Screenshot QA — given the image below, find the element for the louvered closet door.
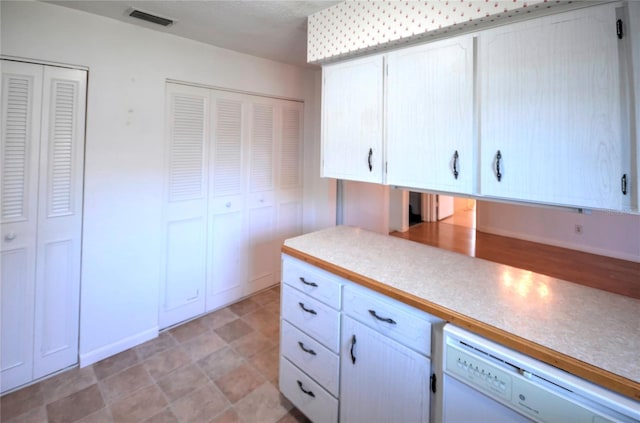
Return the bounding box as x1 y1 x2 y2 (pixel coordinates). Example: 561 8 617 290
276 102 303 266
247 100 276 294
161 84 209 328
33 66 86 379
1 61 43 392
207 94 246 312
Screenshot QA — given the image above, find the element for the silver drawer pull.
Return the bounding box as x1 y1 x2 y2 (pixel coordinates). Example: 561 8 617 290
299 277 318 287
298 341 317 356
369 309 396 325
297 380 315 397
298 302 317 315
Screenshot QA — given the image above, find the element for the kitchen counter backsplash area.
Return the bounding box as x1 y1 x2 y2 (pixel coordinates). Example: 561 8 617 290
282 225 640 400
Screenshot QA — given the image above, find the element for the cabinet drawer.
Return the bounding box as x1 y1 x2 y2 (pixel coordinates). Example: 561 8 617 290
279 356 338 423
281 320 339 396
282 256 342 309
343 284 438 356
282 285 340 353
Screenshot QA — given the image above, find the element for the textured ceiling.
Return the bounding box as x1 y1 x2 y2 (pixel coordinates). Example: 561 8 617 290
47 1 340 67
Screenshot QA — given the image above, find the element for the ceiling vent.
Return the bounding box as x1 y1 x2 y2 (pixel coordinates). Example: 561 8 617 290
128 9 174 27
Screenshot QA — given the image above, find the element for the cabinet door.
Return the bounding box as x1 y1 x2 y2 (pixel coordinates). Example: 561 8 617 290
33 65 86 379
340 316 431 423
1 61 42 392
479 4 628 210
160 83 209 328
322 55 384 183
387 36 474 194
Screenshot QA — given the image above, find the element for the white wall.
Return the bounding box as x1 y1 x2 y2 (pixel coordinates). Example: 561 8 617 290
1 1 330 366
476 201 640 262
342 181 390 234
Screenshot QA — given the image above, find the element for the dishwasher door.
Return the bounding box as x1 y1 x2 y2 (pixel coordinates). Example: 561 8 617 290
443 374 532 423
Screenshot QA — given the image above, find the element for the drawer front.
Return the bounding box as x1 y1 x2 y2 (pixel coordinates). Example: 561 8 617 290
282 285 340 353
282 256 342 309
281 320 339 396
343 284 437 356
279 356 338 423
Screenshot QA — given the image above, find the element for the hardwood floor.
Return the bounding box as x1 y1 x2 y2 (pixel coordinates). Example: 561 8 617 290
391 222 640 299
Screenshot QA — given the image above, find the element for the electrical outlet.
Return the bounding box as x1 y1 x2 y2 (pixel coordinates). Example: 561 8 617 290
575 224 583 235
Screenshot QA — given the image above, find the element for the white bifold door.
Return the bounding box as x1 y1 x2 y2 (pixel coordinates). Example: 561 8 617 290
160 83 303 329
1 60 86 393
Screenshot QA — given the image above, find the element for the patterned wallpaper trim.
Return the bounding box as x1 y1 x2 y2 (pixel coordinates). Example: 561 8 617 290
308 0 573 63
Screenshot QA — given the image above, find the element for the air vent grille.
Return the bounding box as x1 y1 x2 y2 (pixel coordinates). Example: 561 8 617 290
129 9 174 27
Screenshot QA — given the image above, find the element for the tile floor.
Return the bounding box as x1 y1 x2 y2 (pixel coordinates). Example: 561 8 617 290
1 285 310 423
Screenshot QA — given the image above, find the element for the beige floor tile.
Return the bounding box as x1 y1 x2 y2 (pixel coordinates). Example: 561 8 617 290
230 331 276 359
200 308 238 330
76 407 114 423
143 347 191 381
46 384 105 423
214 363 265 404
157 364 208 402
169 319 209 344
170 383 229 423
109 384 167 423
234 383 291 423
248 345 280 382
93 350 139 380
135 332 177 361
39 366 97 404
228 298 261 317
2 405 46 423
0 383 44 422
250 287 280 306
99 364 153 403
141 407 178 423
197 347 245 381
262 301 281 316
182 331 226 362
209 409 243 423
241 309 279 333
275 408 311 423
214 320 254 344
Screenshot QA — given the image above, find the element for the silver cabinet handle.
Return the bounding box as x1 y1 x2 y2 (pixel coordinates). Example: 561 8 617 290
4 232 16 241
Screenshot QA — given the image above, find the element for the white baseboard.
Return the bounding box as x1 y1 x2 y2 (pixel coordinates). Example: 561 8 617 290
477 225 640 263
79 326 158 367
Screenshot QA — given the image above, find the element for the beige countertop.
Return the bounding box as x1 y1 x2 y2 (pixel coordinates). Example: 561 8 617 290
282 225 640 401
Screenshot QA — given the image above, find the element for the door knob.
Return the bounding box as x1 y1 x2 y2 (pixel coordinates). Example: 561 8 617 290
4 232 17 241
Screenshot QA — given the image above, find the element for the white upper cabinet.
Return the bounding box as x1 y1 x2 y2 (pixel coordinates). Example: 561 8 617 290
387 35 474 195
322 54 384 183
479 3 631 210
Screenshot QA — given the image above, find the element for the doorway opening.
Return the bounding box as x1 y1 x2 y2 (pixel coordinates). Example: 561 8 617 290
403 192 476 230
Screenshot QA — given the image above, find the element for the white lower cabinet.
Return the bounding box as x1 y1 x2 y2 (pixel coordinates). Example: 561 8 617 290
279 254 442 422
340 316 431 423
279 356 339 422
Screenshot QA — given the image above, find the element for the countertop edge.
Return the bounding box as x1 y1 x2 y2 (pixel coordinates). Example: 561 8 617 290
281 244 640 402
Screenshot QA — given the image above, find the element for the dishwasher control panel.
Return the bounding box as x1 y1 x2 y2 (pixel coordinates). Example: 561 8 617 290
445 342 513 402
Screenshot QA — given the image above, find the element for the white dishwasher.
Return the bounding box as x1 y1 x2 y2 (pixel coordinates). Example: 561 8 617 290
442 324 640 423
